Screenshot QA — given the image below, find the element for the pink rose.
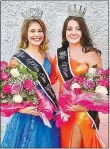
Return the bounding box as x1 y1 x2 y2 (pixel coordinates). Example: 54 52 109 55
11 83 23 94
71 76 84 85
2 84 11 94
98 79 109 88
83 80 95 89
0 72 9 81
23 79 34 91
104 68 109 76
96 68 105 76
74 88 82 95
0 61 8 71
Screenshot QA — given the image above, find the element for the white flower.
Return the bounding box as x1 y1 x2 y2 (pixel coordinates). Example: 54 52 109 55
10 68 20 78
95 85 108 95
71 83 81 90
88 68 96 76
12 94 23 103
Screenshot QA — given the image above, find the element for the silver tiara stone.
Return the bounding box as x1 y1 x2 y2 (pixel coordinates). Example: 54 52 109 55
22 8 43 20
68 5 87 18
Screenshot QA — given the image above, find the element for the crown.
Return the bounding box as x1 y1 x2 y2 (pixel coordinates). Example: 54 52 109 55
68 4 87 18
22 8 43 20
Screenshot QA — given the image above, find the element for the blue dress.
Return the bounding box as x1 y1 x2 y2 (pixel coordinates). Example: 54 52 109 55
1 58 60 148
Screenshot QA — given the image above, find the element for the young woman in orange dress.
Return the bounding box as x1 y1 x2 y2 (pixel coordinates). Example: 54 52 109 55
50 5 105 148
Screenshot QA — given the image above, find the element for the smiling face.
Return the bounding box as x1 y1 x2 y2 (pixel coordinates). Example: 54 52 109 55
66 19 82 45
27 22 44 47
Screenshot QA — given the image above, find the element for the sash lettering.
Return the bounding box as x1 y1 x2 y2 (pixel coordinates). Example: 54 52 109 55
57 47 73 81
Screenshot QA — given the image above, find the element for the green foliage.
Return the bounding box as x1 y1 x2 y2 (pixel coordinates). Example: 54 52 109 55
19 64 38 81
5 68 10 73
30 71 38 81
0 82 4 91
92 64 98 68
19 64 28 74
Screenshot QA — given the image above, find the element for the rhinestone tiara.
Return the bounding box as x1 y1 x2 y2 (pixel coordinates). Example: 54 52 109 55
22 8 43 20
68 4 87 18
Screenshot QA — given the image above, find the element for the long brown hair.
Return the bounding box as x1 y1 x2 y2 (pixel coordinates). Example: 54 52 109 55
19 19 48 52
62 16 101 55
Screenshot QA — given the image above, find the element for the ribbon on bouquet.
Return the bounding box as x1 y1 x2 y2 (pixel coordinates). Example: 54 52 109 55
55 110 70 127
35 88 56 128
59 111 70 121
39 112 52 128
1 101 35 117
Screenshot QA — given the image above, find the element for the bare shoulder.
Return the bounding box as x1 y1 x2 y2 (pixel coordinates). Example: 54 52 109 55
9 58 20 68
85 51 102 67
86 51 100 58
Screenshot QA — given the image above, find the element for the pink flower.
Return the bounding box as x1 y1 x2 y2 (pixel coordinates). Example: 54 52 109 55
2 84 11 94
74 88 82 95
23 79 34 91
96 68 105 76
83 80 95 89
98 79 109 88
11 83 23 94
71 76 84 85
77 76 85 85
0 72 9 81
0 61 8 71
104 68 109 76
72 76 79 83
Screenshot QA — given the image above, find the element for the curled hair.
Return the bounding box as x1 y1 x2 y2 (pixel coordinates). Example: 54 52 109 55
62 16 101 55
19 19 48 52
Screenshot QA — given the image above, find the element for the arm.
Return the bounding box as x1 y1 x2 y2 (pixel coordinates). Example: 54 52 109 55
67 104 89 112
18 106 39 116
85 51 102 68
8 58 20 68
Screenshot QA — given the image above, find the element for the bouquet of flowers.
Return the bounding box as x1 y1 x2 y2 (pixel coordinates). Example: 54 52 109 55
0 61 55 127
56 64 109 127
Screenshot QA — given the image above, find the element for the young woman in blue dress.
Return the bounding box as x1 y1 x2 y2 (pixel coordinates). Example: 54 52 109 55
1 8 60 148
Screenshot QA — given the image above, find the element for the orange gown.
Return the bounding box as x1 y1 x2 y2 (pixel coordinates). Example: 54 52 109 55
50 56 105 148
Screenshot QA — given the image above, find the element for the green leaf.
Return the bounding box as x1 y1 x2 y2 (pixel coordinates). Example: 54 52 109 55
0 85 2 91
30 71 38 81
19 65 28 74
0 83 4 91
19 64 24 70
1 100 8 103
5 68 10 73
92 64 98 68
